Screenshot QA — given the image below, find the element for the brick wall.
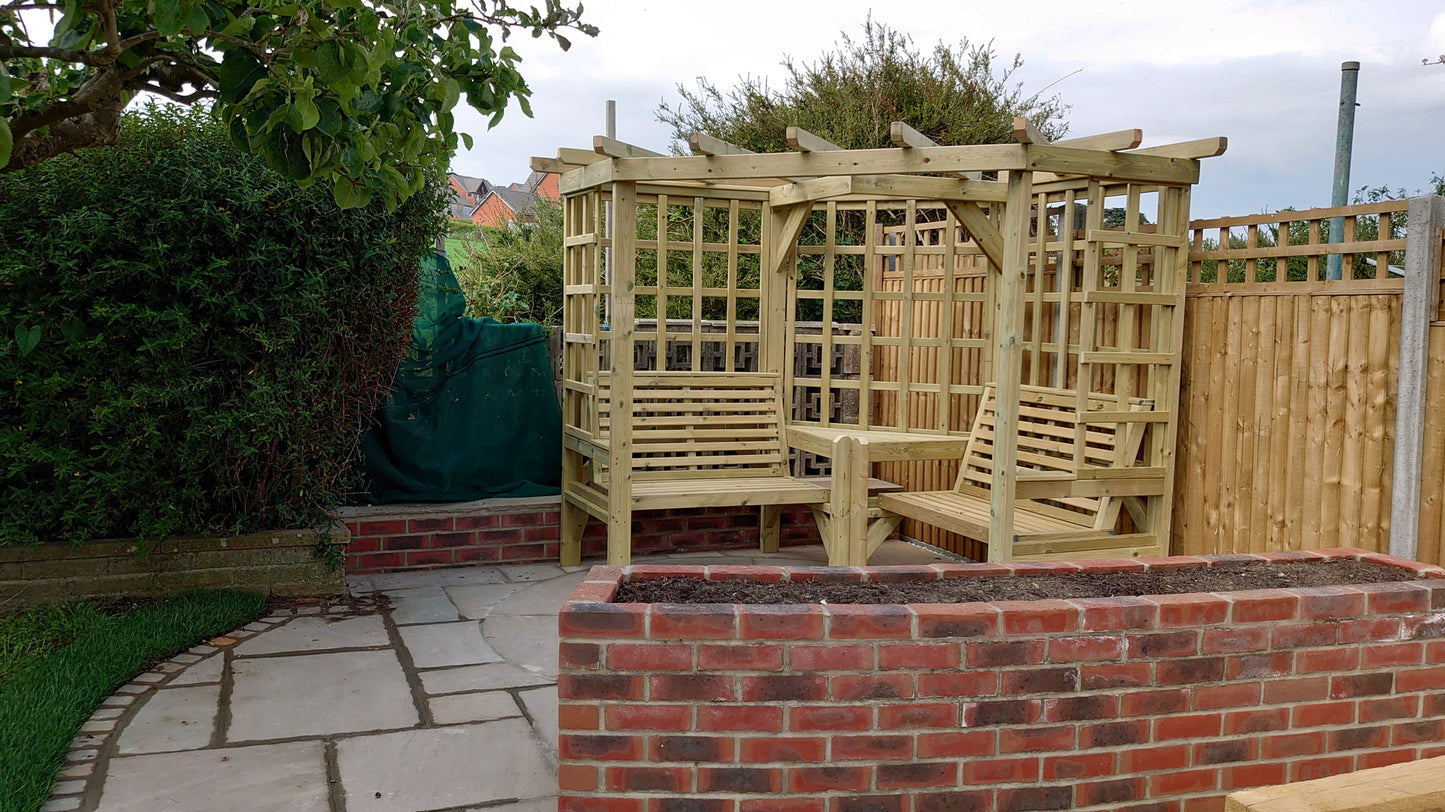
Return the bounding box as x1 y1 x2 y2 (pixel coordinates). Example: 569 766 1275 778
338 497 821 573
0 526 348 607
558 549 1445 812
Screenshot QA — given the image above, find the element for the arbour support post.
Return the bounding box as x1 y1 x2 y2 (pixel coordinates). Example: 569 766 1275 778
606 181 638 566
987 170 1034 561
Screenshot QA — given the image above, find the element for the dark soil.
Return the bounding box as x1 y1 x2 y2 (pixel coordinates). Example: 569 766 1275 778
613 559 1422 605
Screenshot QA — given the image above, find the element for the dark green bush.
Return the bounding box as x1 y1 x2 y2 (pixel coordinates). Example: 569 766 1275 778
0 104 444 546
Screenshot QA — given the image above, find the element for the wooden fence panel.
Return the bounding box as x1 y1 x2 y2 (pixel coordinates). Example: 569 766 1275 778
1172 288 1401 555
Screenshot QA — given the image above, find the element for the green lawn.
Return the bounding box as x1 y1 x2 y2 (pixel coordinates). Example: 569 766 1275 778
0 591 266 812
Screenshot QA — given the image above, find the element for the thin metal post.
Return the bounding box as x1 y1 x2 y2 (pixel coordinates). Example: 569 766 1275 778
1326 61 1360 280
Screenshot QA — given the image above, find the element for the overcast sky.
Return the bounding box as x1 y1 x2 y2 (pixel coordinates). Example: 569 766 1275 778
452 0 1445 220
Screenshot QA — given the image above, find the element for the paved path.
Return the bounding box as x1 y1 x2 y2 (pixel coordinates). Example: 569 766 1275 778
46 542 956 812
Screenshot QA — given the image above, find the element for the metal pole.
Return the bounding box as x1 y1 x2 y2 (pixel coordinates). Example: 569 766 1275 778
1326 61 1359 281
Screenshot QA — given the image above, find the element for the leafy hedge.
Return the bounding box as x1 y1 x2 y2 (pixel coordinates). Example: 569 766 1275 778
0 104 444 546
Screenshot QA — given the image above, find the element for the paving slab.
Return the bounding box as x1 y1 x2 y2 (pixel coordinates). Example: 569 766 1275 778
444 582 525 619
115 685 219 755
335 719 554 812
228 650 418 741
385 586 462 625
398 621 502 668
167 654 223 686
232 614 388 655
418 661 555 696
95 741 329 811
498 563 568 583
517 684 559 759
427 691 524 725
483 613 561 677
363 567 505 592
461 800 555 812
487 571 588 617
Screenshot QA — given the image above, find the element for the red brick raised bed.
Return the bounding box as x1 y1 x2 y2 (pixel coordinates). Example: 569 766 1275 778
557 548 1445 812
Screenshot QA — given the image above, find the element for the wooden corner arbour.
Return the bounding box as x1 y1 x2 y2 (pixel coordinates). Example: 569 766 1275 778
539 119 1225 566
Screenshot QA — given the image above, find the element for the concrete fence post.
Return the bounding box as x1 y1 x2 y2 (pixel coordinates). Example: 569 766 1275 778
1389 195 1445 561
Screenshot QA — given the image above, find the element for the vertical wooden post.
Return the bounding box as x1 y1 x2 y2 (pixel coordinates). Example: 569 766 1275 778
989 168 1034 561
1389 194 1445 561
763 205 791 377
607 182 638 566
828 434 870 565
1147 185 1193 553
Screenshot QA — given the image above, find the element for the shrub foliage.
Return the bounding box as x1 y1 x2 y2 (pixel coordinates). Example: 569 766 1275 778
0 104 443 546
455 197 565 325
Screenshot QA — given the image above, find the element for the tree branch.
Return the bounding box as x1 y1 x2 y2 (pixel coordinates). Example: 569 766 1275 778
137 82 215 103
0 43 103 63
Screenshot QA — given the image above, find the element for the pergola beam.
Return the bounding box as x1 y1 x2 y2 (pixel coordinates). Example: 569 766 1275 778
594 136 665 159
769 174 1009 207
557 139 1205 193
1056 128 1144 151
1127 137 1229 159
1012 116 1053 145
690 132 753 156
1024 145 1201 185
786 126 842 153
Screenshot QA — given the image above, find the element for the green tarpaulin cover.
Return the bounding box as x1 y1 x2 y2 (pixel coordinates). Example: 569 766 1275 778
359 252 560 503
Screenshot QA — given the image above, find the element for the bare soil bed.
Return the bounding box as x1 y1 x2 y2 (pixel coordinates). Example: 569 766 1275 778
613 559 1420 605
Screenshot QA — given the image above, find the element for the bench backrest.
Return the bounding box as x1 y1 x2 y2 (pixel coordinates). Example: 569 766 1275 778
596 372 790 481
955 384 1149 530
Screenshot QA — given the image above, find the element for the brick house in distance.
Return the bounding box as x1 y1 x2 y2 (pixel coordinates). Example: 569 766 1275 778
446 171 559 226
445 174 489 220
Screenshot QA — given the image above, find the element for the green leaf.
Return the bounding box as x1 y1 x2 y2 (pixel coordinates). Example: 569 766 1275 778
294 96 320 131
331 176 369 209
15 324 41 357
221 15 255 37
185 3 209 33
0 118 11 169
217 49 267 105
281 103 304 133
355 91 382 114
439 78 460 112
153 0 185 37
316 40 345 85
260 128 310 180
459 131 473 150
315 99 342 136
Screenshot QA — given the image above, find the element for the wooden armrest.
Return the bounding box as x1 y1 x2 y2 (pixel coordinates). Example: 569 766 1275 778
1015 471 1078 500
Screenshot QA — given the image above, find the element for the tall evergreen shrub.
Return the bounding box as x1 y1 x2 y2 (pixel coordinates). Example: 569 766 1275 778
0 104 444 545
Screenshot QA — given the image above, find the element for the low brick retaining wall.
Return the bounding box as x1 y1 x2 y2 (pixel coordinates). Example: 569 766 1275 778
558 549 1445 812
336 497 822 573
0 526 349 607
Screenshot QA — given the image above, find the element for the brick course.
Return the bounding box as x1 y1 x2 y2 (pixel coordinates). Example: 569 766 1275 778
338 497 823 573
559 548 1445 810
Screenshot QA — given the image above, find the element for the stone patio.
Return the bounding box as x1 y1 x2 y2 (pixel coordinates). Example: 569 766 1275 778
47 541 958 811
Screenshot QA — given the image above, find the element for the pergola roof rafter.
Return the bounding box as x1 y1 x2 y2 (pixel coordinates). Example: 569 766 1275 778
551 142 1201 195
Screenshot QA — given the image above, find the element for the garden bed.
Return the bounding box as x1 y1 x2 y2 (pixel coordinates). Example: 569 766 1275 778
558 548 1445 812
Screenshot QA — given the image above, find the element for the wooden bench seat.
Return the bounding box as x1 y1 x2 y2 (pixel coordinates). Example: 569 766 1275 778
878 383 1167 561
561 371 827 565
